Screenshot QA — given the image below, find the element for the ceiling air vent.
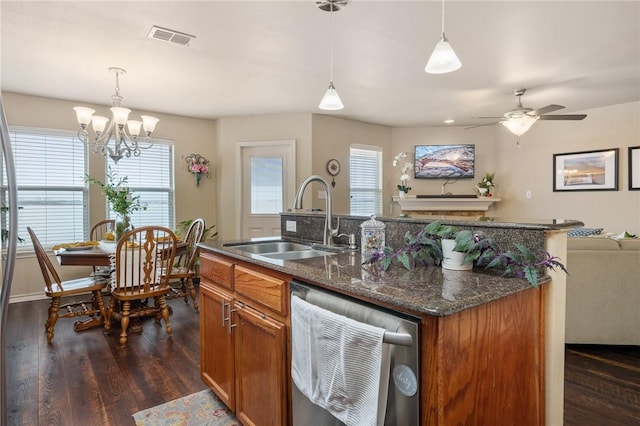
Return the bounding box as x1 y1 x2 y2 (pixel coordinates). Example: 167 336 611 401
147 25 195 47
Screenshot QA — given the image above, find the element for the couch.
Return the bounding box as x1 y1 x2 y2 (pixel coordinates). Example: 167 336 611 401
565 237 640 345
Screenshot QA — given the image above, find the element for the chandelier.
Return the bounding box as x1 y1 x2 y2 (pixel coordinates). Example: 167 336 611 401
73 67 159 163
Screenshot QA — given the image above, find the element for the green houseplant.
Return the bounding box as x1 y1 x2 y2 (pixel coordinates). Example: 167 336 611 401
86 167 146 241
365 221 567 287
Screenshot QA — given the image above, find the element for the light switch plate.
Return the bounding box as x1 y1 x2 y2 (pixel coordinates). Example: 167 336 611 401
286 220 297 232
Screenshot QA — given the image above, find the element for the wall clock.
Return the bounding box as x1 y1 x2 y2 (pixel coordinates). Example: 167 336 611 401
326 159 340 187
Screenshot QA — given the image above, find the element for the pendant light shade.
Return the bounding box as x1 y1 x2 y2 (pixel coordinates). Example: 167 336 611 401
318 0 345 111
501 115 539 136
319 82 344 110
425 34 461 74
425 0 461 74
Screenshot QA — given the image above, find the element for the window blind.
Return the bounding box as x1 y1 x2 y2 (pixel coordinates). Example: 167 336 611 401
2 128 87 248
108 142 174 229
350 146 383 216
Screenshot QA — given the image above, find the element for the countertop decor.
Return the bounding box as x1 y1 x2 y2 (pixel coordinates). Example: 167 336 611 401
364 221 568 287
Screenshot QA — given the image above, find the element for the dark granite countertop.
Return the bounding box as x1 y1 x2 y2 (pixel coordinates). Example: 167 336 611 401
198 237 548 317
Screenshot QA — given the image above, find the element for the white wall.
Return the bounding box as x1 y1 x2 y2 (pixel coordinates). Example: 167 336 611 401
387 102 640 235
3 92 217 300
5 91 639 300
215 113 313 241
492 101 640 235
311 115 393 214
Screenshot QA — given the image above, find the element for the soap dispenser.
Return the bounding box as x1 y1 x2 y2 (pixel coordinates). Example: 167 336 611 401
360 215 385 261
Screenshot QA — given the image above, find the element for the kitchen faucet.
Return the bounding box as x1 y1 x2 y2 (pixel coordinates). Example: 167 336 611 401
293 175 340 247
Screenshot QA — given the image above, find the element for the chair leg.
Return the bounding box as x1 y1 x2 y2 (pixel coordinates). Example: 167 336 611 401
119 300 131 345
157 296 172 336
46 297 60 344
186 279 199 311
93 290 107 325
104 296 117 332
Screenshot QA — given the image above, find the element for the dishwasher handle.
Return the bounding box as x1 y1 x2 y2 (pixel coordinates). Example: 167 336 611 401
383 331 412 346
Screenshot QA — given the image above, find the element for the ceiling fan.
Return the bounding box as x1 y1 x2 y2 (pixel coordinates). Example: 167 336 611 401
468 88 587 136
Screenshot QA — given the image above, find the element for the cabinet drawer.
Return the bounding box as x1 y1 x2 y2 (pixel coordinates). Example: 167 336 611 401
199 253 234 290
234 265 287 315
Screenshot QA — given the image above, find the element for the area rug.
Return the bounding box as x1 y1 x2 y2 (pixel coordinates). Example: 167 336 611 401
132 389 240 426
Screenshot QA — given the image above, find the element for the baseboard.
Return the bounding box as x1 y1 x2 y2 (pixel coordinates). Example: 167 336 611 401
9 292 46 304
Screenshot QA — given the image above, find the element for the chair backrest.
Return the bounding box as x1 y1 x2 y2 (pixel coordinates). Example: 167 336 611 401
111 226 178 295
27 227 62 292
178 218 206 271
90 219 115 241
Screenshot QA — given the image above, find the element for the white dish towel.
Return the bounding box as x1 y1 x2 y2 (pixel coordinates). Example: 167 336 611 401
291 295 391 426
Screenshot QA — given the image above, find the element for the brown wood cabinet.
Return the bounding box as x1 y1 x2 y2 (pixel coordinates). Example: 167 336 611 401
199 248 545 425
199 252 289 426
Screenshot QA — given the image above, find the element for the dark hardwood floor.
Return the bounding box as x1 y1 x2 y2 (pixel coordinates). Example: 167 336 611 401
6 296 206 425
5 295 640 425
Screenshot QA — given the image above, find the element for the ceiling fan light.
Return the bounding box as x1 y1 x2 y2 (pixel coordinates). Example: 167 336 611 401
501 115 539 136
319 82 344 111
425 34 461 74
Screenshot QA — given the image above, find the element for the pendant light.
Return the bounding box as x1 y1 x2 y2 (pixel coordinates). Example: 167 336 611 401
425 0 461 74
318 1 345 110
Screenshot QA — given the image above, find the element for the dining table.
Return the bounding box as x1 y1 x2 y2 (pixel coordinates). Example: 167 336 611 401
54 239 187 333
55 240 187 267
55 241 115 267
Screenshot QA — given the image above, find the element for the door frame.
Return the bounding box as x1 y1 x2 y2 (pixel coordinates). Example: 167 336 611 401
235 140 296 239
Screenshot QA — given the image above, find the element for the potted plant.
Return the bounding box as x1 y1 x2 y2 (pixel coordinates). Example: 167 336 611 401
365 221 567 287
393 152 413 198
86 167 146 242
476 172 496 197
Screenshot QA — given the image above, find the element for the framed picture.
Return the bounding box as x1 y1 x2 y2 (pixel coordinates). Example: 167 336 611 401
553 148 619 192
629 146 640 190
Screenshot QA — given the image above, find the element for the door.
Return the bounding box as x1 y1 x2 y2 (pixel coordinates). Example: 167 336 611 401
234 302 287 426
200 280 236 410
238 141 296 239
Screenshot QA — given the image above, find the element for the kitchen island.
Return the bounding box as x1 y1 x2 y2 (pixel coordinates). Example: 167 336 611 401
198 215 580 425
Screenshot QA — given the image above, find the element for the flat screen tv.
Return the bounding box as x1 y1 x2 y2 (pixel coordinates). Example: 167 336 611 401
414 144 475 179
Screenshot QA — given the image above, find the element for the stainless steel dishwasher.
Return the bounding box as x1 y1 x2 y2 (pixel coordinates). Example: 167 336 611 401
290 280 420 425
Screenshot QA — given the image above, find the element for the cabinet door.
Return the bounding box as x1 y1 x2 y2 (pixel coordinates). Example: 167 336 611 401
200 280 236 410
234 303 287 426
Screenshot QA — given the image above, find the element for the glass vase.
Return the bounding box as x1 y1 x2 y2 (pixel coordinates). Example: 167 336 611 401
115 213 132 243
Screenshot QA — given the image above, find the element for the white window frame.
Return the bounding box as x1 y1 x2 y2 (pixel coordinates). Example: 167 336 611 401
105 140 175 230
349 144 383 216
2 126 88 250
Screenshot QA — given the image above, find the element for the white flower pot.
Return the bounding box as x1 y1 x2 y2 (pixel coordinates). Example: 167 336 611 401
441 238 472 271
399 190 408 199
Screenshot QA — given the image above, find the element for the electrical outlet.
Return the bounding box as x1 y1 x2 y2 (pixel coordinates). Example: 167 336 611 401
318 190 327 200
526 190 532 199
286 220 297 232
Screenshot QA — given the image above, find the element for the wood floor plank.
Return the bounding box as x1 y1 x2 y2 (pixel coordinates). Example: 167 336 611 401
5 294 640 425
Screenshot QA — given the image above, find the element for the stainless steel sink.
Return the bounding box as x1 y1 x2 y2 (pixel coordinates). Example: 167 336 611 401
222 240 335 260
224 241 312 254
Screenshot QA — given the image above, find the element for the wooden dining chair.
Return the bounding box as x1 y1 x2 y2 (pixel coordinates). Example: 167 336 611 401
27 227 108 344
165 218 206 311
90 219 116 241
105 226 178 345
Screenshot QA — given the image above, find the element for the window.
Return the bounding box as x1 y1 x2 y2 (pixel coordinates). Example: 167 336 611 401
2 127 87 249
250 156 283 214
350 144 383 216
108 142 174 229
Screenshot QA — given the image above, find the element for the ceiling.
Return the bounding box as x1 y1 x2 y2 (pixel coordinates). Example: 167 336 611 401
1 1 639 128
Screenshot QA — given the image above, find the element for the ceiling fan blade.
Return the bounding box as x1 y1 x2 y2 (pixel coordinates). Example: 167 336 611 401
532 104 565 115
538 114 587 121
465 122 499 130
